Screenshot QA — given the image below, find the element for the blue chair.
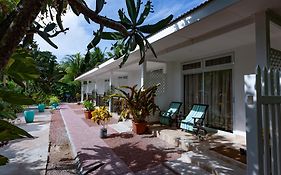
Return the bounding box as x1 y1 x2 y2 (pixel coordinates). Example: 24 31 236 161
180 104 208 136
159 102 182 126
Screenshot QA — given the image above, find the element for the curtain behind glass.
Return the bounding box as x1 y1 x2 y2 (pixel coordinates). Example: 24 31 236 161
204 69 232 131
184 73 202 114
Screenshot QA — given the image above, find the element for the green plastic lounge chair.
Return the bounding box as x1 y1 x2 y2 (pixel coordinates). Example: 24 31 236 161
159 102 182 126
180 104 208 135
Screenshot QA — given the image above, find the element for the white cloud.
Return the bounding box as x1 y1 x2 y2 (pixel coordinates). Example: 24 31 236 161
34 9 93 60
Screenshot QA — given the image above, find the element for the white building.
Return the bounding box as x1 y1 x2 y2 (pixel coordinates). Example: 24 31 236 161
76 0 281 137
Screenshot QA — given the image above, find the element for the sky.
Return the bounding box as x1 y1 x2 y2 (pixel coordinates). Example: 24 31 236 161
34 0 207 61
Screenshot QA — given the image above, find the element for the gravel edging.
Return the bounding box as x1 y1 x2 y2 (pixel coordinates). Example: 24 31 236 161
46 110 77 175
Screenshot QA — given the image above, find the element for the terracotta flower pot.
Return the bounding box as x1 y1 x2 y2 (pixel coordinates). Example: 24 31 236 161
84 111 92 119
132 122 147 134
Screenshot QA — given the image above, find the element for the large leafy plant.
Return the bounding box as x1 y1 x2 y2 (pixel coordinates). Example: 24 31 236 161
0 48 37 165
111 84 159 123
83 100 94 111
87 0 173 67
91 106 112 128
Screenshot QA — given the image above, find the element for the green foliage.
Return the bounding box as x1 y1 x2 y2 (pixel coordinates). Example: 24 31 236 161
111 84 160 123
30 51 65 95
91 106 112 127
83 100 94 111
0 119 33 141
88 0 173 67
49 96 60 105
0 155 9 166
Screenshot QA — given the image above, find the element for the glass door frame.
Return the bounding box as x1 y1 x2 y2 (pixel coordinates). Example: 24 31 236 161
182 53 235 132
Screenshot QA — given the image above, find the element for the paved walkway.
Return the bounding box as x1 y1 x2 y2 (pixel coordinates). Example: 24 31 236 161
0 110 51 175
60 104 134 175
60 104 245 175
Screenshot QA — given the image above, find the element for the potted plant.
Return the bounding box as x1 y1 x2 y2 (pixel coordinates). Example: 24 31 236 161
111 84 160 134
38 103 45 112
91 106 112 138
49 96 60 109
24 109 35 123
83 100 95 119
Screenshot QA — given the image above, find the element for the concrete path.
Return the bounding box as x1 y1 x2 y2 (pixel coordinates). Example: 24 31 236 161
60 104 133 175
0 110 51 175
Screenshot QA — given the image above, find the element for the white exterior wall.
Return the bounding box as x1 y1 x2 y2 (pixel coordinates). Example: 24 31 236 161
96 79 106 95
162 42 257 136
128 70 141 88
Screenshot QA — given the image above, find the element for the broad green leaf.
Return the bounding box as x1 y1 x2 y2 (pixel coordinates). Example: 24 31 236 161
0 111 16 119
119 53 130 68
0 120 33 142
101 32 124 40
137 0 151 25
37 31 58 49
126 0 137 24
134 33 145 64
129 35 137 51
96 0 105 14
87 25 104 50
118 9 132 28
84 16 90 24
136 0 141 16
141 34 157 58
44 23 56 33
56 0 64 30
0 89 34 105
138 15 173 34
7 57 39 80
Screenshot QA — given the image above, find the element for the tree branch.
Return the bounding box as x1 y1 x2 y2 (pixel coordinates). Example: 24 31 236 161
68 0 131 36
0 0 48 70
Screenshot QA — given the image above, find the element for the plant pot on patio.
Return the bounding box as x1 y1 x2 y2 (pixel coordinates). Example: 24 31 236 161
83 100 95 119
38 103 45 112
110 84 160 135
100 127 107 138
91 106 112 138
132 122 147 134
24 110 35 123
84 110 92 119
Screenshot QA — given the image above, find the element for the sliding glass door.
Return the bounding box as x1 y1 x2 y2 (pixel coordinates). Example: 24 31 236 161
184 69 233 132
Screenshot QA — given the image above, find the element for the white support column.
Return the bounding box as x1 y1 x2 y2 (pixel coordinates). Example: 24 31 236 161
141 61 147 88
109 72 113 112
86 81 89 100
244 74 263 175
81 81 84 102
255 11 270 68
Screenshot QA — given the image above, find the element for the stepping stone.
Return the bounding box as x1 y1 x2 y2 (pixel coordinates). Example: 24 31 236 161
164 159 211 175
180 151 246 175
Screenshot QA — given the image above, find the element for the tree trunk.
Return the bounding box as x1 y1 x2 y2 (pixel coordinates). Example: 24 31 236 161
0 0 47 70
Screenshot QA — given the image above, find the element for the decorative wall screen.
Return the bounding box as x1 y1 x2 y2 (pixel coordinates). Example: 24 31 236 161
269 48 281 69
147 69 166 94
